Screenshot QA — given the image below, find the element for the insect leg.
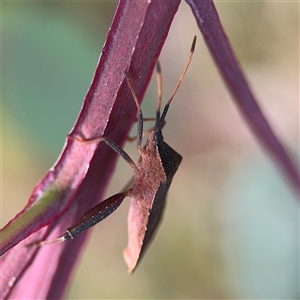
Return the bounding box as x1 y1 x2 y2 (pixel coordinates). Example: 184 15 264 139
68 134 138 173
29 191 128 247
124 74 143 151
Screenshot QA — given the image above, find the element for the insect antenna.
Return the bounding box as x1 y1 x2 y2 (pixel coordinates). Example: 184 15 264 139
154 61 163 129
158 35 197 130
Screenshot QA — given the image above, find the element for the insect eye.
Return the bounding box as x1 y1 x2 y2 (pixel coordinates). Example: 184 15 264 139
152 134 159 146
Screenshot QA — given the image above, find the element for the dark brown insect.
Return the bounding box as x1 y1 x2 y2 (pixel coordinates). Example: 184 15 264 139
36 36 196 273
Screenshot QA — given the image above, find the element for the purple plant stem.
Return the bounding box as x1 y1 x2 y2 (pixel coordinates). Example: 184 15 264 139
1 1 180 299
186 0 300 195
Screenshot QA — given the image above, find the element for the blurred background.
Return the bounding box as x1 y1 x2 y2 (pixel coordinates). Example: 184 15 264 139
2 1 298 299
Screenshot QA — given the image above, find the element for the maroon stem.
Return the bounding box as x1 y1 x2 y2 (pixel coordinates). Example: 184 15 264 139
186 0 299 195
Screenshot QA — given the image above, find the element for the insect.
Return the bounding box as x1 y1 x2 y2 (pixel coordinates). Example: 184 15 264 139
35 36 197 273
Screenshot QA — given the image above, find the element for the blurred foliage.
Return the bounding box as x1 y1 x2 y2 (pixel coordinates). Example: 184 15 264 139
2 1 298 299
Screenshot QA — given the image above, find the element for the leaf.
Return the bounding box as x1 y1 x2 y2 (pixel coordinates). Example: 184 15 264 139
185 0 300 194
0 0 181 298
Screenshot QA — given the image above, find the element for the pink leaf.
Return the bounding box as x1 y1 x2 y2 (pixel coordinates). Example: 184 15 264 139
1 1 180 298
186 0 300 194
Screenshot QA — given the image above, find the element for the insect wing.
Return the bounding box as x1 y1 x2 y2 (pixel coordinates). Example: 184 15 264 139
123 142 182 272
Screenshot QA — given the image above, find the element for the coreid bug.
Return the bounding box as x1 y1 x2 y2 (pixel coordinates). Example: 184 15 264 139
35 36 197 273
